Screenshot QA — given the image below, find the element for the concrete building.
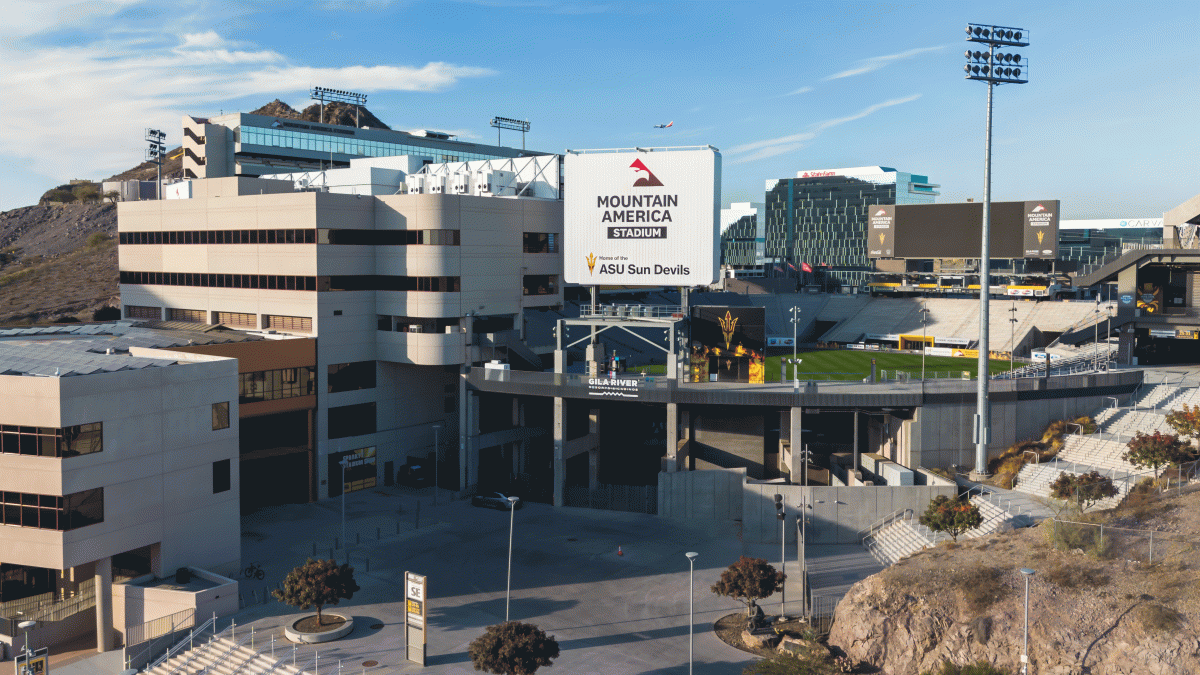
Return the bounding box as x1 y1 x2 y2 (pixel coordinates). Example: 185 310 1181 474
718 202 766 278
181 112 546 180
118 157 564 501
0 337 239 654
752 166 939 289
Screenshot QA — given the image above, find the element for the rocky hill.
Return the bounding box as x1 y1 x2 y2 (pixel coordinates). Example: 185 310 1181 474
0 203 118 324
251 98 391 130
828 485 1200 674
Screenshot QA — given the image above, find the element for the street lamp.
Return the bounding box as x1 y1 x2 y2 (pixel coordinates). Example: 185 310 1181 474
432 424 442 506
1019 568 1036 674
789 306 802 364
964 22 1030 477
338 454 349 553
1106 303 1116 368
685 551 699 675
1094 298 1101 371
919 302 930 380
1009 302 1019 375
506 496 519 621
18 619 35 667
774 494 786 616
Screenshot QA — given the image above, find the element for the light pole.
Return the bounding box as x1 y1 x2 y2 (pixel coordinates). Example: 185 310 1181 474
1009 302 1018 375
1020 568 1036 674
964 22 1030 477
919 302 930 380
789 305 801 365
432 424 442 506
18 619 35 669
1106 303 1116 368
1094 298 1101 371
338 454 349 552
506 496 519 621
685 551 699 675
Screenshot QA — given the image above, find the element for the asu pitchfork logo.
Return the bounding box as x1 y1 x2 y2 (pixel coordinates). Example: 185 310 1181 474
586 253 597 275
718 311 738 349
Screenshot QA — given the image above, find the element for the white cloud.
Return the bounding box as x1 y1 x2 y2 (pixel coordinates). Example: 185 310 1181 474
0 25 496 184
781 86 813 97
726 95 921 165
823 45 946 81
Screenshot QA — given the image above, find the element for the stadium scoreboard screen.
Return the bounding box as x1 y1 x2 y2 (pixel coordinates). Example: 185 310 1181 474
868 200 1059 259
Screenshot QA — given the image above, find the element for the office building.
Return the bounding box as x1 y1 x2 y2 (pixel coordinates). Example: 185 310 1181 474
757 167 938 288
118 155 563 503
0 334 240 654
181 112 547 180
718 202 766 278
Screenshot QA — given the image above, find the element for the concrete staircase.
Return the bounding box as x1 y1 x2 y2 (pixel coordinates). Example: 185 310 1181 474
145 635 304 675
1012 461 1129 510
863 492 1034 566
1056 435 1140 475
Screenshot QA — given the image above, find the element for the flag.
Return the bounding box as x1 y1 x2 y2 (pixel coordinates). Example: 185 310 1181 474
801 262 813 273
786 262 797 271
773 265 784 273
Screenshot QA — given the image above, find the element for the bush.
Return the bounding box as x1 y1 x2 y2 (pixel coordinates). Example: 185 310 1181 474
1042 563 1109 589
1044 517 1111 558
1137 603 1182 633
86 233 110 248
93 306 121 321
954 566 1004 612
919 495 983 541
469 621 559 675
1124 431 1191 478
922 662 1013 675
1164 404 1200 439
43 189 75 203
72 184 100 201
1049 471 1118 510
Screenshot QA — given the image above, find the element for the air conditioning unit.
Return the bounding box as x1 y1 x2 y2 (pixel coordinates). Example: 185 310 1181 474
404 174 426 194
426 175 447 194
450 173 471 194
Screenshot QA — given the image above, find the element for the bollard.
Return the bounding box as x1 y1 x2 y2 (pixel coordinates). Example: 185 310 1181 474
251 626 255 649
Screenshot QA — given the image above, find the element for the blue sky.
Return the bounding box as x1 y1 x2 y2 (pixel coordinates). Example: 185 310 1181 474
1 0 1197 216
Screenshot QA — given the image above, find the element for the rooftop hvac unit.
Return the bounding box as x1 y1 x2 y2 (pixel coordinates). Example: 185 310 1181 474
405 174 426 194
473 170 517 196
450 173 471 194
426 175 447 194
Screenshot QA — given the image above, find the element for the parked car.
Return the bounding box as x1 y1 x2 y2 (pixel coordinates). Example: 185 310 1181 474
471 492 522 510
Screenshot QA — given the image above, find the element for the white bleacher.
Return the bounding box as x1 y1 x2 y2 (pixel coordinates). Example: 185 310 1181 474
145 634 304 675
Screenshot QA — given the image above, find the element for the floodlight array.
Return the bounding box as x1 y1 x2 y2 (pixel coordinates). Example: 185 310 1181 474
964 23 1029 85
310 86 367 105
490 117 531 132
145 128 166 163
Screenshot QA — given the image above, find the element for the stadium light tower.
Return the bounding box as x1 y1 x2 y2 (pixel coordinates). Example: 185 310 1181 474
490 116 531 149
964 23 1029 477
310 87 368 126
145 128 166 200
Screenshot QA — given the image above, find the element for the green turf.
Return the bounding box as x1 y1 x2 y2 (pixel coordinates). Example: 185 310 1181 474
636 349 1015 380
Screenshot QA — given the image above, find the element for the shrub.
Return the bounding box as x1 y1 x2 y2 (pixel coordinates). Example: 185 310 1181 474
1049 471 1118 510
43 189 75 203
954 566 1004 613
1042 563 1109 589
1137 603 1182 633
72 184 100 201
919 495 983 542
469 621 559 675
86 233 109 248
922 662 1013 675
1044 518 1111 558
93 306 121 321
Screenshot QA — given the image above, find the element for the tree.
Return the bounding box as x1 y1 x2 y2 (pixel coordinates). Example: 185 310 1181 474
104 190 121 204
711 556 786 618
271 558 360 627
1049 471 1118 510
1164 404 1200 439
1123 431 1191 479
918 495 983 542
468 621 559 675
93 306 121 321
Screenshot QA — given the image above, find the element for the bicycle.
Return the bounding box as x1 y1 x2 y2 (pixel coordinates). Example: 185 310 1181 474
244 562 265 580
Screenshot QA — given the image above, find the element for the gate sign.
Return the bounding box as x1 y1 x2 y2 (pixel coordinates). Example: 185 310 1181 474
564 147 721 286
405 571 427 665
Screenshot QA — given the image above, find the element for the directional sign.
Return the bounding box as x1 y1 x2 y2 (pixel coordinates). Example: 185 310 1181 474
405 572 427 666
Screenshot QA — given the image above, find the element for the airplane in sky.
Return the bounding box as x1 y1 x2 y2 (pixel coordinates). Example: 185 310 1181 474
653 121 673 128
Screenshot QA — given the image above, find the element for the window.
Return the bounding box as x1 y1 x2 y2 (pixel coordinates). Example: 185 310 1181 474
328 402 376 439
327 361 376 393
215 311 256 328
263 315 313 333
376 316 459 333
239 367 316 403
120 229 315 244
0 423 102 458
124 305 159 320
212 402 230 430
522 275 559 296
213 459 231 494
0 488 103 531
523 233 559 254
167 308 206 323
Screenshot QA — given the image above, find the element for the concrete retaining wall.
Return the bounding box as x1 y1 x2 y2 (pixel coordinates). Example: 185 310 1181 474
657 468 745 521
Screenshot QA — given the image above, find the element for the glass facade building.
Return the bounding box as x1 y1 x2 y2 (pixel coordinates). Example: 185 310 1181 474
756 167 938 288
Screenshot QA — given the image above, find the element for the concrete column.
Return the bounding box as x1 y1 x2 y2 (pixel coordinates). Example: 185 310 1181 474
553 397 565 507
665 403 679 472
458 367 469 491
588 449 599 490
853 411 860 475
94 557 113 653
467 393 480 492
788 407 802 483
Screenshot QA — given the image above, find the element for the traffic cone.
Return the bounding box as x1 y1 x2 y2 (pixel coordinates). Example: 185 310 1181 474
617 545 623 556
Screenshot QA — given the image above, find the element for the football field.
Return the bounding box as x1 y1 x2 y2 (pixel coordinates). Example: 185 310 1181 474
765 349 1013 381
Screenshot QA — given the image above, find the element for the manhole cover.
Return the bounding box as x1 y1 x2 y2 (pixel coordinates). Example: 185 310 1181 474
370 624 384 630
567 538 577 542
362 661 379 667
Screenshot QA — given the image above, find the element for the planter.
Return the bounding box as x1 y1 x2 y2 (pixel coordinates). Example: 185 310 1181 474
284 613 355 644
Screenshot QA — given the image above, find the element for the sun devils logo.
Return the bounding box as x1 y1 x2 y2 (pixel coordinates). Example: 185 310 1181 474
629 158 664 187
1036 230 1045 244
874 209 887 217
1032 204 1046 213
879 233 886 245
718 311 738 349
586 253 597 275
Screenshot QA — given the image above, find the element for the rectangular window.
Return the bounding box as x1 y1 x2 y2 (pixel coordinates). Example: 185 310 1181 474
167 308 206 323
0 423 102 458
212 402 230 430
263 315 313 333
214 311 256 328
238 367 315 403
213 459 231 494
328 402 376 439
522 275 559 296
124 305 160 320
0 489 103 531
327 361 376 393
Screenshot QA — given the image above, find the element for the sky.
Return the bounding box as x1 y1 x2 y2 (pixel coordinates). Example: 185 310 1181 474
1 0 1197 217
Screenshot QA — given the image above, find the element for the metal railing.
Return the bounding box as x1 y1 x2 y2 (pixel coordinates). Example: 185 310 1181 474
0 577 95 624
143 613 222 673
579 304 684 319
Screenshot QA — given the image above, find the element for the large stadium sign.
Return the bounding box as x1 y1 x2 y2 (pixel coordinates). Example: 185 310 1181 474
868 200 1059 259
564 147 721 286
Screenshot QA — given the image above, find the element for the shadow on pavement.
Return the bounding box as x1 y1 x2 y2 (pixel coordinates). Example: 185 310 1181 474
426 597 580 632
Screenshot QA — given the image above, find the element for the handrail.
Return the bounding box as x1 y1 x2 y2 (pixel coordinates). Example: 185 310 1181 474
163 619 230 675
144 612 219 673
261 645 299 675
858 508 911 543
196 626 257 675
